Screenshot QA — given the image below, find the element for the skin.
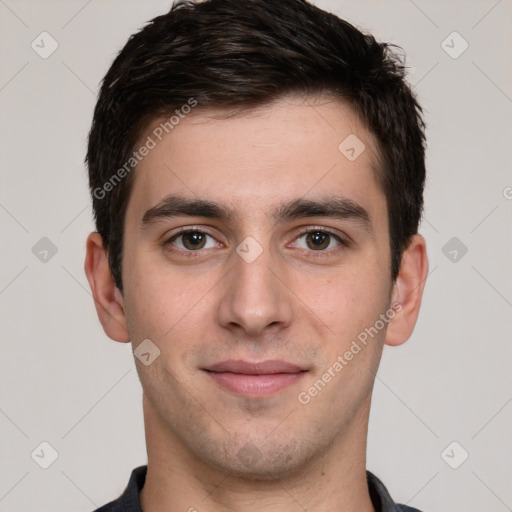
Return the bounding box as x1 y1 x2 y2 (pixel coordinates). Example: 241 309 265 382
85 94 428 512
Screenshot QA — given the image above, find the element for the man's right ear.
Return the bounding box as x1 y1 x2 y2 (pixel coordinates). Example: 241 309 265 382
84 232 130 343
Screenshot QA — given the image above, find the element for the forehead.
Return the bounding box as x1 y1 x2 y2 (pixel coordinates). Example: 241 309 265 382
125 95 385 225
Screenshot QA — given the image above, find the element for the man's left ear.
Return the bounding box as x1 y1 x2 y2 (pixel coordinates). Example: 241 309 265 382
385 234 429 347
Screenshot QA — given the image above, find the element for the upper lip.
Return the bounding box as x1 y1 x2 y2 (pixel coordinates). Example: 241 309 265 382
205 360 305 375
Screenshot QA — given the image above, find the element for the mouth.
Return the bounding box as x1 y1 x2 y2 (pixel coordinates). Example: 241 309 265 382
203 360 308 397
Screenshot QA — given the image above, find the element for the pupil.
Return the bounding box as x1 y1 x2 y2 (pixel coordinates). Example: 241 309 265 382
312 232 324 244
185 232 206 249
189 233 202 244
307 231 329 250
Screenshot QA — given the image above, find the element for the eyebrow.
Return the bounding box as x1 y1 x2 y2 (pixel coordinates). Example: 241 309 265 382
141 194 371 230
141 195 235 227
271 197 371 229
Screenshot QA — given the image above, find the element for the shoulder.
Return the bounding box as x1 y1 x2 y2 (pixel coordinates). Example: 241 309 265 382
367 470 424 512
93 503 117 512
91 465 147 512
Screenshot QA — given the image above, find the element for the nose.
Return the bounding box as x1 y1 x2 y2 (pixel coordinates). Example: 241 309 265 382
216 245 293 338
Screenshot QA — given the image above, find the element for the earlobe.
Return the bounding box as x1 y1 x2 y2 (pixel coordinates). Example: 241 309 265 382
385 234 428 347
84 232 131 343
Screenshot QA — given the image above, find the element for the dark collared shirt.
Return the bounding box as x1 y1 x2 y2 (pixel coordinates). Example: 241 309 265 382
93 465 423 512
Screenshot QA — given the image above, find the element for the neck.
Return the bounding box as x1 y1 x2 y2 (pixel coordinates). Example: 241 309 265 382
140 395 375 512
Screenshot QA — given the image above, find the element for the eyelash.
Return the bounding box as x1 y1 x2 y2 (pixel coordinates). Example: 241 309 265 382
163 227 218 259
293 227 348 256
163 227 349 258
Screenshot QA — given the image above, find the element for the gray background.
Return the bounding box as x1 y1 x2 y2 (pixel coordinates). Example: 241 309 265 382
1 0 511 510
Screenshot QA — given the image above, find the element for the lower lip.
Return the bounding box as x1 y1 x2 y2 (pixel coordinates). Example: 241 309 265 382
205 371 305 397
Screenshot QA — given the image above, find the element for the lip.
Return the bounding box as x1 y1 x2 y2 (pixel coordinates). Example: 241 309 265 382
207 359 304 375
204 359 307 397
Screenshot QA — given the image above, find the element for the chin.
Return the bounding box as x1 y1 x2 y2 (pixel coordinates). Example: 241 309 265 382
198 436 321 482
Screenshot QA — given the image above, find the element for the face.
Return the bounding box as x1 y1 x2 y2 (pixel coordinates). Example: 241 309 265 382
119 95 395 479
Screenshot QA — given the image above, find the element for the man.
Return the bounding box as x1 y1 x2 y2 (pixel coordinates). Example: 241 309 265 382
84 0 428 510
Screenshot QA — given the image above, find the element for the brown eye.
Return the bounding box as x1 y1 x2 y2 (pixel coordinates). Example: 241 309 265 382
182 232 206 250
170 231 216 251
305 231 331 250
293 229 343 253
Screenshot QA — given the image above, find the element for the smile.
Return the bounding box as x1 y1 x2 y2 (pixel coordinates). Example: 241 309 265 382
203 360 308 397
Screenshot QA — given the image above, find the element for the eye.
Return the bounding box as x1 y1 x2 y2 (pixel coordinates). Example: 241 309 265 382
294 230 342 251
168 230 218 251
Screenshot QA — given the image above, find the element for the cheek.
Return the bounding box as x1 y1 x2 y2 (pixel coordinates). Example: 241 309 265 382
122 250 173 339
296 273 391 369
123 252 215 345
303 262 389 318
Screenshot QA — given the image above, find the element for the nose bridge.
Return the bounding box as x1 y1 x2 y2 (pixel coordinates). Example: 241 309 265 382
217 241 292 335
